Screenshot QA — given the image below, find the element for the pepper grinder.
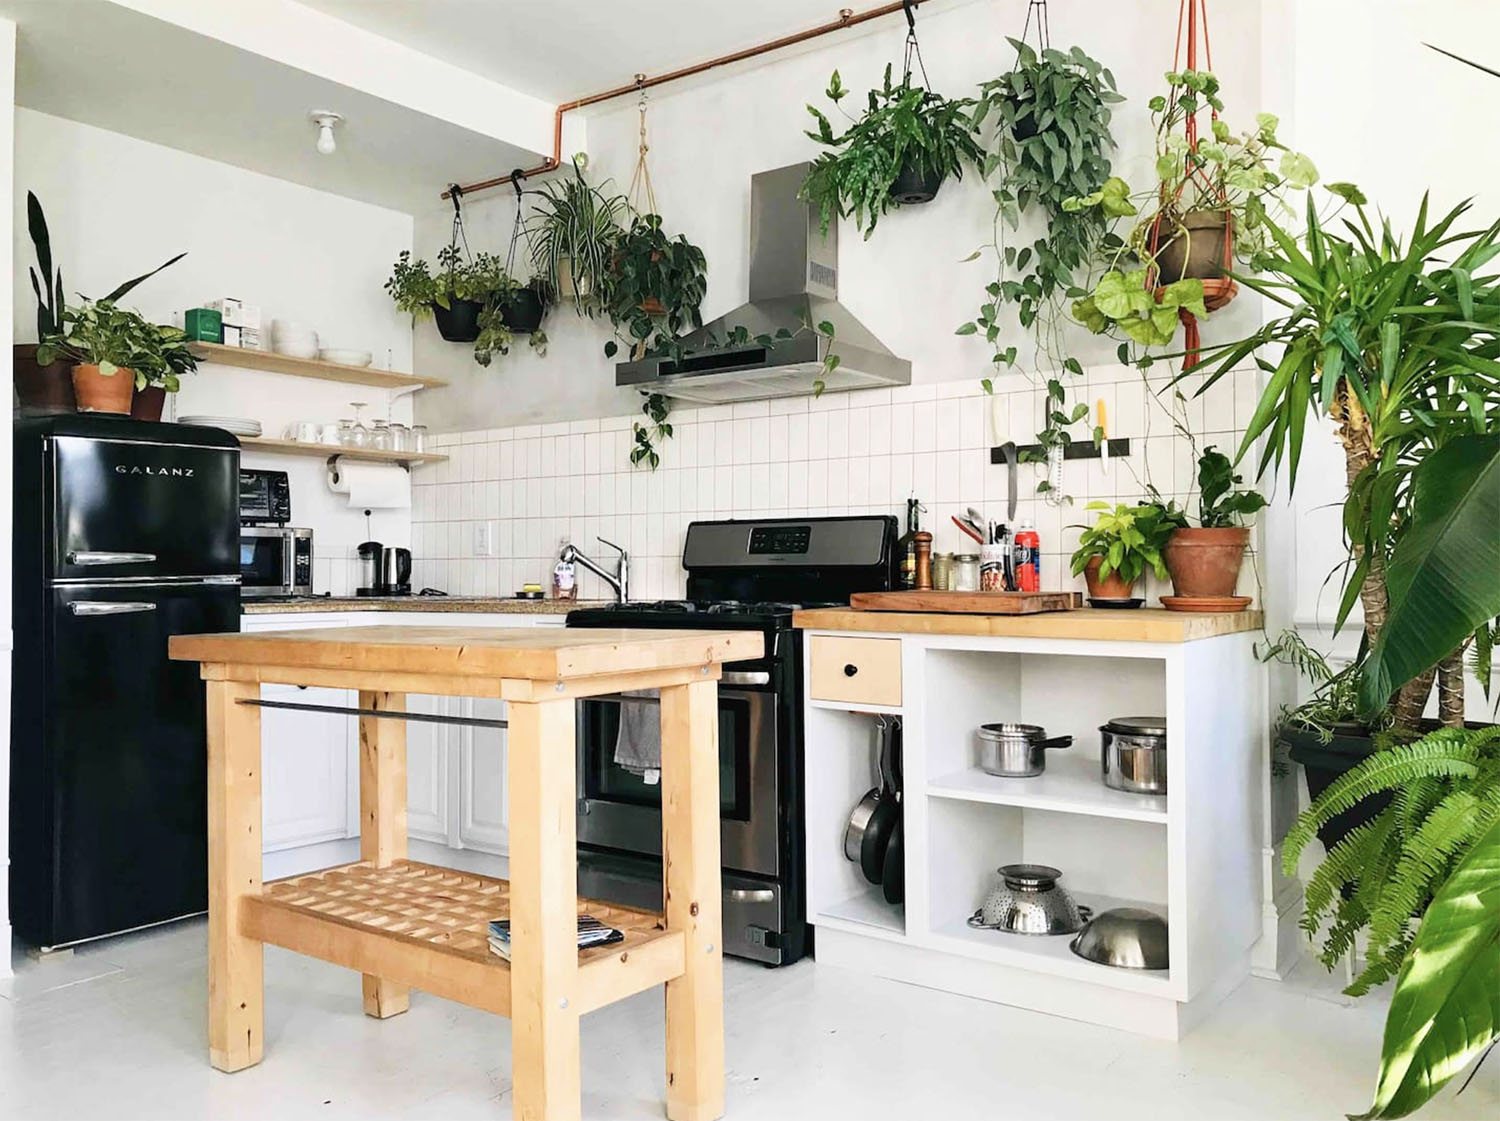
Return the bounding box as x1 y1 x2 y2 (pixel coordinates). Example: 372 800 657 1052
914 531 934 591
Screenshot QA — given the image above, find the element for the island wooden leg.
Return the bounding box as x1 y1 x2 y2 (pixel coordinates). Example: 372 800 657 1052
206 675 265 1073
507 699 582 1121
660 680 725 1121
359 690 410 1018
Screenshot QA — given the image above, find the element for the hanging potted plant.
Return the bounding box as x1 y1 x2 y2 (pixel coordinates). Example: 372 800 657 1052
527 154 626 313
38 298 198 415
1068 501 1174 604
384 248 521 345
601 213 707 361
1159 446 1266 606
19 191 186 415
800 63 980 238
495 174 551 335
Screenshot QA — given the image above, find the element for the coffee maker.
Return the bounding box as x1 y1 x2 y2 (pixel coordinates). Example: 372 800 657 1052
356 541 412 597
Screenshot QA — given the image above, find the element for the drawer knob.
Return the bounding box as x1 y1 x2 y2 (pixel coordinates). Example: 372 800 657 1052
843 663 859 677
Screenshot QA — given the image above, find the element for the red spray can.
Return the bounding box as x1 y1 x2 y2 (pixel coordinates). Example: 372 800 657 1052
1014 519 1040 593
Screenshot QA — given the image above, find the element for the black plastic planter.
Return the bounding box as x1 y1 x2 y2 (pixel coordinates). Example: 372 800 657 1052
889 158 944 205
503 287 545 334
1008 93 1039 141
1282 724 1388 853
431 298 483 343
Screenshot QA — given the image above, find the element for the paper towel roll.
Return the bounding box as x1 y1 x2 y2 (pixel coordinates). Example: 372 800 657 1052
327 457 410 509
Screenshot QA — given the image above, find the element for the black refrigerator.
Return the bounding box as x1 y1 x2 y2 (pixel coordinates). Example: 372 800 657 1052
11 415 241 948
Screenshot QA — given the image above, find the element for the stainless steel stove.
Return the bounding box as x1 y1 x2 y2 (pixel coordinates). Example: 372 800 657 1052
566 515 898 965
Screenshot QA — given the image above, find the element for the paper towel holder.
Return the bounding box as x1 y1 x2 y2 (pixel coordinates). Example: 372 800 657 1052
327 454 411 481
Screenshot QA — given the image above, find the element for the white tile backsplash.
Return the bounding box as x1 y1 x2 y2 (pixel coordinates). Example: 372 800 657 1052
410 369 1255 601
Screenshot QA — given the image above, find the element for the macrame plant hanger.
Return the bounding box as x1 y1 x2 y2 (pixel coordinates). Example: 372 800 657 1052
1147 0 1237 371
628 74 658 218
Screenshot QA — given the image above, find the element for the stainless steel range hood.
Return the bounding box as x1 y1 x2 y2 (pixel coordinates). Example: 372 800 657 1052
614 162 912 404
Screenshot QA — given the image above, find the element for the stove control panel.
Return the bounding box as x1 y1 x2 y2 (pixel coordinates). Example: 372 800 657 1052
748 525 810 555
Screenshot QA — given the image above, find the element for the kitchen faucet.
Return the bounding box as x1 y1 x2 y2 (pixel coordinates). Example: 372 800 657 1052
560 537 629 603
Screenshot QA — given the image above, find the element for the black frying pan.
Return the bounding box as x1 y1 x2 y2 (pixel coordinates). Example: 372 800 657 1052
881 814 905 904
860 718 902 885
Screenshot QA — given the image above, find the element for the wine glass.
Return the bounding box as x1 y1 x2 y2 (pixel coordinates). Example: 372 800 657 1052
347 402 370 449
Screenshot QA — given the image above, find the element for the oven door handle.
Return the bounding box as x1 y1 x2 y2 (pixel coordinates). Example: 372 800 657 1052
720 670 770 687
724 887 776 904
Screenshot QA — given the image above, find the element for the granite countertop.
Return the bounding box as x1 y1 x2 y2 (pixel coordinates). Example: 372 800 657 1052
241 596 612 615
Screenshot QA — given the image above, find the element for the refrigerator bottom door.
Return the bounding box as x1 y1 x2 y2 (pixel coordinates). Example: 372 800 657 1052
37 582 240 946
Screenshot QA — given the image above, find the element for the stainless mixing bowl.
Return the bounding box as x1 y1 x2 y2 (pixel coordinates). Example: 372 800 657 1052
1069 907 1170 970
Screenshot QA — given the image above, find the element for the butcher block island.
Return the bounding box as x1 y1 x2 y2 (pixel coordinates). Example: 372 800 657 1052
169 624 762 1121
793 607 1268 1040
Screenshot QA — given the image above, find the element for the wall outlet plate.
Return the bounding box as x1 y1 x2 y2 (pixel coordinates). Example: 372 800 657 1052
473 521 495 557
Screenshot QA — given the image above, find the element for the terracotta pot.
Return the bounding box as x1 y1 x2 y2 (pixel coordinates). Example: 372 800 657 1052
1163 526 1249 598
14 343 76 414
1083 556 1137 600
1155 210 1231 284
71 364 135 414
130 385 167 421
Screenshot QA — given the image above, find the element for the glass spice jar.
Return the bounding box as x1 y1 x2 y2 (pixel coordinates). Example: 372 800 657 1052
953 553 981 592
932 552 954 592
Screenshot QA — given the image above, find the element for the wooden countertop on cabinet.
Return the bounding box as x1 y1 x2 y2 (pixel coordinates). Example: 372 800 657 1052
792 606 1263 643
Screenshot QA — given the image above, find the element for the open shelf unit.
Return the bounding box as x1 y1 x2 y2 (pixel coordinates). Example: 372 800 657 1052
190 341 447 390
238 436 447 466
799 626 1267 1039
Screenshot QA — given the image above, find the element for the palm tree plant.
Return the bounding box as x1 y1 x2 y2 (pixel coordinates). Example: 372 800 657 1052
1194 190 1500 730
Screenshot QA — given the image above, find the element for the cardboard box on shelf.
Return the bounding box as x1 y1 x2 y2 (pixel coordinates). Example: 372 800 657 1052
204 298 261 330
222 325 242 347
183 307 222 343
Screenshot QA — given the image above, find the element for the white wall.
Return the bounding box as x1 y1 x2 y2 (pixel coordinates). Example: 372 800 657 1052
0 15 17 978
412 0 1264 432
13 108 417 590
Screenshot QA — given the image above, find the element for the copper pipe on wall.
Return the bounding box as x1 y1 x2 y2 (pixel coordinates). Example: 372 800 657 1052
440 0 935 200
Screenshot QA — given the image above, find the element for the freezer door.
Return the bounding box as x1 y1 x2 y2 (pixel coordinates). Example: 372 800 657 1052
36 581 240 946
51 435 238 581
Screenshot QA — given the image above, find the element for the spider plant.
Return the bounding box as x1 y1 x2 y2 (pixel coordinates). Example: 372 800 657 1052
527 155 627 315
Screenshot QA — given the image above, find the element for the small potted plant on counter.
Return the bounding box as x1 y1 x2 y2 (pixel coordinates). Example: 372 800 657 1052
800 63 980 238
38 298 198 416
1068 501 1174 605
1159 446 1265 609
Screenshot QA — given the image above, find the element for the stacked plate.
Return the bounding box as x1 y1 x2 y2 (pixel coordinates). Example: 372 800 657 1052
271 318 319 359
179 415 262 438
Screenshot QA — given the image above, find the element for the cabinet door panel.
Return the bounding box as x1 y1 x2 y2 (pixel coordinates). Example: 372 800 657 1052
407 693 451 844
459 698 509 854
261 684 353 852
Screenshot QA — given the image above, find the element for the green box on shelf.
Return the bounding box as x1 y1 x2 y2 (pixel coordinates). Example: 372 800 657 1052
183 307 223 343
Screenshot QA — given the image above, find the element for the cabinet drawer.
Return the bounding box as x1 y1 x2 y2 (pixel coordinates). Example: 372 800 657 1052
808 635 902 707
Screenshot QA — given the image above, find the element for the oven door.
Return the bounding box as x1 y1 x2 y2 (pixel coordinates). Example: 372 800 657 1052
239 528 291 597
576 681 779 878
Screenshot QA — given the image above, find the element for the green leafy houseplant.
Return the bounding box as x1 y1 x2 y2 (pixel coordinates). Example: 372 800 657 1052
960 41 1124 478
38 299 197 391
527 156 627 314
1281 724 1500 998
1070 69 1317 350
601 213 707 362
800 65 980 239
1068 501 1174 596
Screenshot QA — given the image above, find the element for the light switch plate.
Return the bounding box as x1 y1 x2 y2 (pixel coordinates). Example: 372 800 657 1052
473 521 496 557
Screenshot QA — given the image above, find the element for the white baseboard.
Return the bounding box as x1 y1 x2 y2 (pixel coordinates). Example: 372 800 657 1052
1252 874 1306 980
0 921 13 980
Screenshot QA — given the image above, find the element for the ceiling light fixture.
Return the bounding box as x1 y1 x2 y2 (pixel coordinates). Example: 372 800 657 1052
309 111 343 156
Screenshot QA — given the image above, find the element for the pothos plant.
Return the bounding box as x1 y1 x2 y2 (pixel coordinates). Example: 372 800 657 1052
38 298 198 391
1069 69 1318 352
800 65 980 239
601 213 708 362
959 41 1125 485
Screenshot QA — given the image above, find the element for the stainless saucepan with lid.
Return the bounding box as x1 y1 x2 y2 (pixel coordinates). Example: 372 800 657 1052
1099 716 1168 795
977 723 1073 778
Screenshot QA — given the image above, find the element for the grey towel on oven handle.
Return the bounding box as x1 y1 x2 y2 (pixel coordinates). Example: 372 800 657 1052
614 689 661 784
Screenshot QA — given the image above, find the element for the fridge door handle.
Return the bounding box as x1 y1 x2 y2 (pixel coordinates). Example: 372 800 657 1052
67 550 157 566
70 601 158 616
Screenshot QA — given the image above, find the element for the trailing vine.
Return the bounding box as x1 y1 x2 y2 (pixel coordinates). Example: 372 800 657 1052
630 392 673 470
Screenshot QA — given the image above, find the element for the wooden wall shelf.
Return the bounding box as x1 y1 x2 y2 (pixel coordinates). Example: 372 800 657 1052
190 342 448 390
238 437 447 466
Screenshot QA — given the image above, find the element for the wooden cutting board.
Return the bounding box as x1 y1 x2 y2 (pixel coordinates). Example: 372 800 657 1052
848 590 1084 615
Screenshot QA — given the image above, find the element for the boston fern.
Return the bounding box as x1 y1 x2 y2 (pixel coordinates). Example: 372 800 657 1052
800 65 980 239
1281 723 1500 996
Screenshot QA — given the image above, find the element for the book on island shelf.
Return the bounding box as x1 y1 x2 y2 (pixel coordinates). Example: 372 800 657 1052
487 914 624 960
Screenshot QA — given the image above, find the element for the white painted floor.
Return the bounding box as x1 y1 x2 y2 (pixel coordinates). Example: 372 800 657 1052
0 919 1495 1120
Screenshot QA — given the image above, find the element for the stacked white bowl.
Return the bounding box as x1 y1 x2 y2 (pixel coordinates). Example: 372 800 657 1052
271 319 319 359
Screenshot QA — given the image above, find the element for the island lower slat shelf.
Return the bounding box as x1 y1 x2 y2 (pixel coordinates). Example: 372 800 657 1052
240 860 686 1017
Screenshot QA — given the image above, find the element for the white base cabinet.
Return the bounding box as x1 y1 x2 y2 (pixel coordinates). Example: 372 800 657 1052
242 610 566 875
801 627 1267 1040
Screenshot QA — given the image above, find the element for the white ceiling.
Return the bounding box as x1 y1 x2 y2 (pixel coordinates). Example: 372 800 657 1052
298 0 964 102
3 0 547 213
